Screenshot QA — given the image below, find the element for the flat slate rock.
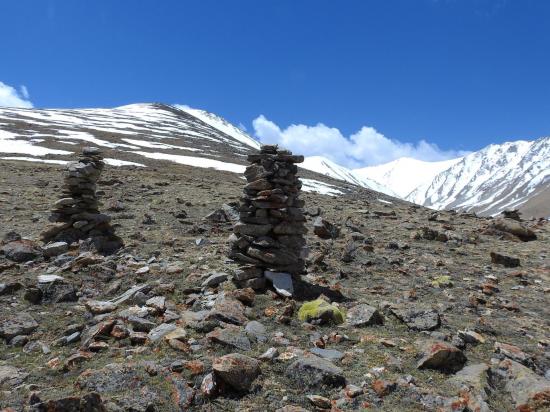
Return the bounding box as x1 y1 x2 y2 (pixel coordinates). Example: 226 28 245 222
264 271 294 297
346 304 384 327
391 306 441 331
0 365 28 389
207 326 251 351
286 355 345 388
310 347 344 361
0 313 39 341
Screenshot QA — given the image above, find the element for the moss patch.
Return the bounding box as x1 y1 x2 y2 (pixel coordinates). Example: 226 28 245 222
431 275 453 288
297 299 345 324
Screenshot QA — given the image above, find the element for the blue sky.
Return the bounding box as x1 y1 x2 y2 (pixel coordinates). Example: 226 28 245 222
1 0 549 166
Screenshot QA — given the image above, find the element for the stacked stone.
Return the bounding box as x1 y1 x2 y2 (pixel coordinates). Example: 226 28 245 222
229 144 307 289
41 147 123 254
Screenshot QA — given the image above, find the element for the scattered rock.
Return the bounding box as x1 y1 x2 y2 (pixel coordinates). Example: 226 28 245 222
286 355 346 387
417 340 467 373
42 241 69 257
488 359 550 411
1 239 42 262
85 300 117 315
346 304 384 327
392 306 441 331
201 272 228 288
207 292 248 325
265 271 294 297
207 326 251 351
298 299 345 325
145 296 166 313
212 353 261 392
0 365 28 388
307 394 331 409
310 347 344 361
148 323 177 342
0 313 39 341
494 341 533 366
313 217 339 239
490 251 520 268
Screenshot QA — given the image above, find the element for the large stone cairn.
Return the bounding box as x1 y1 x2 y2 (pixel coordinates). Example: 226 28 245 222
41 147 123 254
229 144 307 289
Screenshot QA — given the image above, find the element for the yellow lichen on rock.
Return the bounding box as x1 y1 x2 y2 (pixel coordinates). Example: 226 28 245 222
297 299 345 324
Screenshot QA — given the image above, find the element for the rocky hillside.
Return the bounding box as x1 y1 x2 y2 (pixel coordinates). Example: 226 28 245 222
1 103 547 218
1 135 549 411
0 103 391 201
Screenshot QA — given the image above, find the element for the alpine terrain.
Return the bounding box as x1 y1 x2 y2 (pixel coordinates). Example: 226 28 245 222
0 103 549 411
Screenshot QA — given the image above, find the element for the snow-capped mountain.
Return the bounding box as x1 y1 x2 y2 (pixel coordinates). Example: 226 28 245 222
407 137 550 216
0 103 376 197
353 157 462 198
1 102 548 217
175 105 261 150
301 156 397 197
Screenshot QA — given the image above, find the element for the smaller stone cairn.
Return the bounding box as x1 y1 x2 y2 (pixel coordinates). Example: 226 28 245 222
41 147 123 254
229 144 307 293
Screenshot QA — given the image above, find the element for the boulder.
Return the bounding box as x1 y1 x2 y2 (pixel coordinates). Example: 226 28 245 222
0 365 28 389
298 299 345 325
488 359 550 411
42 241 69 257
391 306 440 331
286 355 345 387
1 239 42 262
212 353 261 392
207 326 251 351
346 304 384 327
417 340 467 373
313 217 339 239
491 218 537 241
490 252 520 268
0 313 39 341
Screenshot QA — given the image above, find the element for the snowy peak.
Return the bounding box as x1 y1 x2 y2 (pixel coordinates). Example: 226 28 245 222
0 103 376 197
301 156 397 196
176 105 261 150
408 137 550 217
353 157 462 198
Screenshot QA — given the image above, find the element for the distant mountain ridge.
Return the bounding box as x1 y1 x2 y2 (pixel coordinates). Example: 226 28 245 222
353 157 462 198
0 103 547 217
407 137 550 217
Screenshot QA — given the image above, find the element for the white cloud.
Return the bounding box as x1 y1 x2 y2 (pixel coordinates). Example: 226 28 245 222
0 81 33 108
20 85 29 99
252 115 467 168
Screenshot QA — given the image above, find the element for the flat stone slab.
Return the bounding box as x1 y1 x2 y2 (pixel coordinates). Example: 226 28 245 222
264 271 293 297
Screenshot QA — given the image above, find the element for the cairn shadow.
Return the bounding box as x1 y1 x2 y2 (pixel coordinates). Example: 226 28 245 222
292 278 350 303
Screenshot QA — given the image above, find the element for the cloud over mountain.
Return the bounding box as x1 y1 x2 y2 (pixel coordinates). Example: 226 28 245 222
252 115 468 168
0 81 33 108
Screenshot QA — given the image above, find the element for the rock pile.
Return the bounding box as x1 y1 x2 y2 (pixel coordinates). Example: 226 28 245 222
41 147 123 254
229 144 307 291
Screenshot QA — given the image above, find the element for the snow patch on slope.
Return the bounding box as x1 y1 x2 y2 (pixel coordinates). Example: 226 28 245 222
177 105 261 150
301 178 343 195
132 151 246 173
0 130 73 156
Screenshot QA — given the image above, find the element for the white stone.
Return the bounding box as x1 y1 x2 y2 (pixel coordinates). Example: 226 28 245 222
37 274 65 283
264 271 293 297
